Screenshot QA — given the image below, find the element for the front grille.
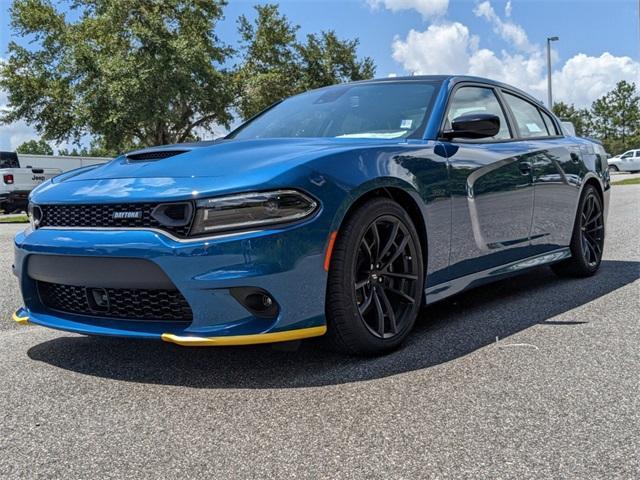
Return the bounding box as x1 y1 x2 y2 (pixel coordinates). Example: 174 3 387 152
37 281 193 322
38 203 193 238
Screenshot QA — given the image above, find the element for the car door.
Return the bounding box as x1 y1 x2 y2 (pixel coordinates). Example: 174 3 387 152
629 150 640 171
442 84 535 279
618 150 634 170
500 91 580 253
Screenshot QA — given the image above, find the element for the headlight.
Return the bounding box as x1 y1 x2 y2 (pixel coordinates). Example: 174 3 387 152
28 203 43 230
190 190 318 236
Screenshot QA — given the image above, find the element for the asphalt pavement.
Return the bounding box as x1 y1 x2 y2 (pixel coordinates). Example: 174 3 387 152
1 185 639 479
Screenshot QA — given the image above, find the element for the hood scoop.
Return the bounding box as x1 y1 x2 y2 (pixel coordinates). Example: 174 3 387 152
126 149 189 162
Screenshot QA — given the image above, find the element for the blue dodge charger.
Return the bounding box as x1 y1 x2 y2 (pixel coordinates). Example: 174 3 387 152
13 75 609 355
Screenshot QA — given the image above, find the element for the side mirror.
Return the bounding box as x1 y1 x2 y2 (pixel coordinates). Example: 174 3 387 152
443 113 501 140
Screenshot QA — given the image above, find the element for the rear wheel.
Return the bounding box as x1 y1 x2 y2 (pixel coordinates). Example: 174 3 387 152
326 198 424 355
551 184 604 277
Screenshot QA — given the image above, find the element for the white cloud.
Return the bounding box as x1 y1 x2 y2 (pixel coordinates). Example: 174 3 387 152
553 53 640 107
391 1 640 107
504 0 512 17
368 0 449 19
473 0 534 52
392 23 479 75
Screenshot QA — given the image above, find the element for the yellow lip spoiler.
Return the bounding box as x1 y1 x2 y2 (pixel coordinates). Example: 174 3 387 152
161 325 326 347
12 310 29 325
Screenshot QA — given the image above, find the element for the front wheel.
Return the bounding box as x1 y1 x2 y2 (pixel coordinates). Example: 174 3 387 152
608 165 619 172
551 184 605 277
325 198 424 355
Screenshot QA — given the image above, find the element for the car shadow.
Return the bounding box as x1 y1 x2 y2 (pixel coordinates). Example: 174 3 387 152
28 260 639 389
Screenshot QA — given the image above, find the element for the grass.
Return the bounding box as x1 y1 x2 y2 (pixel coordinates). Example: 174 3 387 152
611 177 640 186
0 214 29 223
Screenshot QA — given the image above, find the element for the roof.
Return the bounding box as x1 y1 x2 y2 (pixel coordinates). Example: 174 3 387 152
356 74 546 108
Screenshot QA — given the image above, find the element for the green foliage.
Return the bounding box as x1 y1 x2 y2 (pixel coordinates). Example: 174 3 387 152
589 80 639 155
298 31 376 91
16 138 53 155
58 138 115 157
611 177 640 186
1 0 234 153
234 4 300 120
552 101 592 137
0 214 29 223
234 4 375 119
2 1 375 150
554 81 640 154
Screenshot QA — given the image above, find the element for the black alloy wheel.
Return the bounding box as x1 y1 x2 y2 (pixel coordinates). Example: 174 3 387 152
551 184 605 278
579 189 605 268
354 215 420 339
326 198 424 355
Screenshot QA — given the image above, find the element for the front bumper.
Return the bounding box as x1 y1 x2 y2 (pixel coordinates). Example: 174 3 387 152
13 223 330 344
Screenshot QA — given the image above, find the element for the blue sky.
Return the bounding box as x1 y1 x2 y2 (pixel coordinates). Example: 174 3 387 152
216 0 639 76
1 0 639 151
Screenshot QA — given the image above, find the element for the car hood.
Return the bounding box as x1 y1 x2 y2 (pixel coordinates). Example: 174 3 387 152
31 137 410 204
55 138 405 182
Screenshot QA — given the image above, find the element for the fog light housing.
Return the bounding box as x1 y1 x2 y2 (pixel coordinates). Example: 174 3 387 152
230 287 279 319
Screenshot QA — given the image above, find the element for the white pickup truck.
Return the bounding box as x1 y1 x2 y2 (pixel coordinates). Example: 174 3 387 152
0 152 60 213
0 152 111 213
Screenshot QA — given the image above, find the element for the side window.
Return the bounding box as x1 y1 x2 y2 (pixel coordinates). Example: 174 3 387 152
621 151 633 158
445 86 511 141
503 92 549 138
539 109 558 136
0 151 20 169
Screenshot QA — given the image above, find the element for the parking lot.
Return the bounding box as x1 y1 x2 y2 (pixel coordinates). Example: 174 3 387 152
1 185 638 479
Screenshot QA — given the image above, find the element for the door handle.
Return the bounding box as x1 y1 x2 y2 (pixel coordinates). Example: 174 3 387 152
518 161 532 175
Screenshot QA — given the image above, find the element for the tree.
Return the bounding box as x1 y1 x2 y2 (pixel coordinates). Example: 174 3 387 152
1 0 235 153
16 139 54 155
552 101 592 137
58 139 113 157
589 81 640 154
234 4 300 120
298 31 375 91
234 4 375 119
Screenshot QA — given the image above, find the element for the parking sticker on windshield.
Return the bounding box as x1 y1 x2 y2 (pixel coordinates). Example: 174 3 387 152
400 119 413 129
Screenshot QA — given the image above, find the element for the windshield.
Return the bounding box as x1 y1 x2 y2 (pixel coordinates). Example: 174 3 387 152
229 81 439 140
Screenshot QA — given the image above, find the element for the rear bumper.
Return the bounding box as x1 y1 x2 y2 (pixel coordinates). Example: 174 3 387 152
0 190 30 210
13 223 329 343
2 190 29 205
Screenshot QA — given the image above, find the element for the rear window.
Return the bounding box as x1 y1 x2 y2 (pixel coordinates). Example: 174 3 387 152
503 92 548 138
539 109 559 136
0 151 20 169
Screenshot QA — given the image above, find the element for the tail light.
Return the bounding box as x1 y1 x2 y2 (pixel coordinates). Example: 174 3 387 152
3 174 14 185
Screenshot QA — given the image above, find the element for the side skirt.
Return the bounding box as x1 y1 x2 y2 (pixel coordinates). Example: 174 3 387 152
425 247 571 304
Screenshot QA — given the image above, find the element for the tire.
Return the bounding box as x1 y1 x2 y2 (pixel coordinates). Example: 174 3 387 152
2 203 16 214
608 165 619 172
551 184 605 278
325 197 424 355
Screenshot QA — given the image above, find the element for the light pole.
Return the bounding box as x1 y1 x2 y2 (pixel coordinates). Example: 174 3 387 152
546 36 559 109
